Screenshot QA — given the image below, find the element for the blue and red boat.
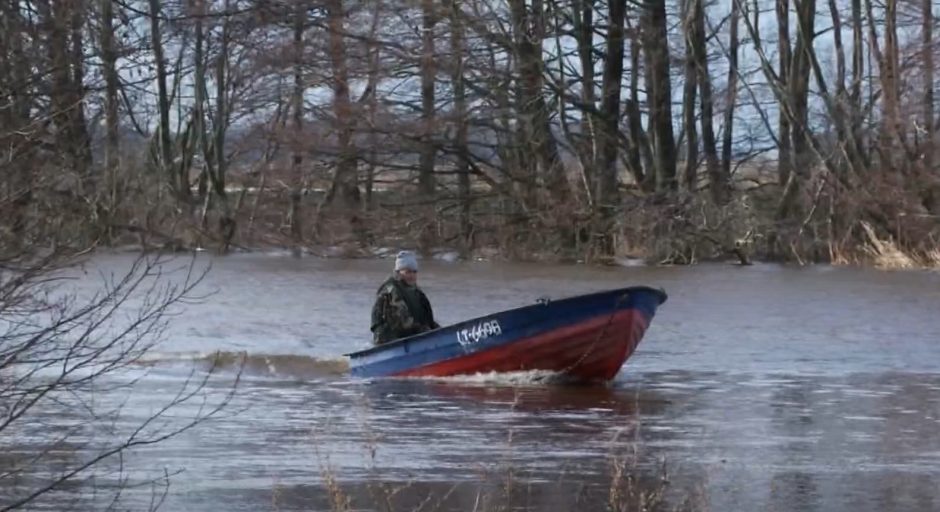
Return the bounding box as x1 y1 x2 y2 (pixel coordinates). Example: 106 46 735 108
346 286 667 382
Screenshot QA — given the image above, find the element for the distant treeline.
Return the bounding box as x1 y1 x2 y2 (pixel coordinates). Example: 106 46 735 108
2 0 939 265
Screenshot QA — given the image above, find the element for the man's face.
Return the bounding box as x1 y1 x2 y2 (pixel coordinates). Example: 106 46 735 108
398 269 418 286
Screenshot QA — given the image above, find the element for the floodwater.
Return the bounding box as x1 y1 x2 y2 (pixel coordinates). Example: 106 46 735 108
3 252 940 511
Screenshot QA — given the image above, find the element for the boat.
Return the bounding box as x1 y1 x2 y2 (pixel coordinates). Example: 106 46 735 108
346 286 667 382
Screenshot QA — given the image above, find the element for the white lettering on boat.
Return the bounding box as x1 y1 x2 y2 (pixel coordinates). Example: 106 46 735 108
456 320 502 347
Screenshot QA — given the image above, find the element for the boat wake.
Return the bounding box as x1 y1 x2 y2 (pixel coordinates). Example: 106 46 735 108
134 351 349 379
406 369 580 386
134 354 606 385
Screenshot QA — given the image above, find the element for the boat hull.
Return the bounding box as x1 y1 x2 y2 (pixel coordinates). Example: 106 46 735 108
346 286 666 382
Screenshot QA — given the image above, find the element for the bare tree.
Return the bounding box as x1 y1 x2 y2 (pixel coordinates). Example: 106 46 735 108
35 0 93 191
625 19 653 190
148 0 180 202
721 0 740 179
921 0 933 171
324 0 361 212
0 233 239 510
776 0 816 220
288 1 308 244
362 2 383 211
509 0 572 206
574 0 598 179
447 0 473 252
688 0 726 204
211 0 237 252
681 0 700 192
595 0 628 255
417 0 439 253
98 0 121 224
776 0 793 186
642 0 678 192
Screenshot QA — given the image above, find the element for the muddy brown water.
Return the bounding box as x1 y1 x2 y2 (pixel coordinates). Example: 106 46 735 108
2 253 939 511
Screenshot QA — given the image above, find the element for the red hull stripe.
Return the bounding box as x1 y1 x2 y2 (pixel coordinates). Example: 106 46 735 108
394 309 651 381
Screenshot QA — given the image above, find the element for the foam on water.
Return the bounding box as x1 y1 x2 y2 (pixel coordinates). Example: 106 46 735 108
403 369 572 386
135 351 350 379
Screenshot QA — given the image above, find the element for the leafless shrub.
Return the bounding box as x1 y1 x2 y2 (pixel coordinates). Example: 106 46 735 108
0 250 242 510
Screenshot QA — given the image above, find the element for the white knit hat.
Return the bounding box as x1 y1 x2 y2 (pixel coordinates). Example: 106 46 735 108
394 250 418 272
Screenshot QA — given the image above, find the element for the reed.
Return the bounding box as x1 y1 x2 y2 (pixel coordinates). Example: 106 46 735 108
290 386 707 512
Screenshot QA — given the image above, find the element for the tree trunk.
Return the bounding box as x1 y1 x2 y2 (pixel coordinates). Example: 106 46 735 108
922 0 933 166
212 0 235 252
574 0 597 178
448 0 472 252
690 0 727 204
508 0 571 206
681 0 699 192
921 0 939 214
642 0 678 193
595 0 627 256
99 0 120 217
867 0 902 167
721 0 739 181
363 3 381 212
488 43 530 210
148 0 178 200
418 0 437 254
68 0 93 191
505 47 536 207
883 0 902 154
38 0 91 191
1 0 33 243
850 0 865 159
776 0 792 186
777 0 815 220
625 21 650 190
0 5 8 139
325 0 361 213
825 0 866 177
290 2 305 242
194 0 209 209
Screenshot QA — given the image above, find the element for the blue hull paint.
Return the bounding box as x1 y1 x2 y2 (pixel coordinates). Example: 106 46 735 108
347 286 667 379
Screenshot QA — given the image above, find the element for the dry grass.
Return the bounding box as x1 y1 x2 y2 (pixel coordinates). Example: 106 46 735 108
299 450 692 512
857 221 940 270
923 247 940 268
291 388 706 512
615 192 763 265
860 221 918 269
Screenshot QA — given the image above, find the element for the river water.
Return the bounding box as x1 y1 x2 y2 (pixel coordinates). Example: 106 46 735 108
3 252 940 511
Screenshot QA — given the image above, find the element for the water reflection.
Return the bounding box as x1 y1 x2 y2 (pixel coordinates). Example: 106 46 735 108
365 378 670 415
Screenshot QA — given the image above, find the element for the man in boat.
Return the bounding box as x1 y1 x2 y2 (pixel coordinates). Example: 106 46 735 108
370 250 439 345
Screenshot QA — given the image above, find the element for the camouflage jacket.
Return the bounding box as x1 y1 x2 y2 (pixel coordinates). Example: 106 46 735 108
370 276 439 345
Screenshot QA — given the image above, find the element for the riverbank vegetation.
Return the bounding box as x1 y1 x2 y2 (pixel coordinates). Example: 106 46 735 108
3 0 939 269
